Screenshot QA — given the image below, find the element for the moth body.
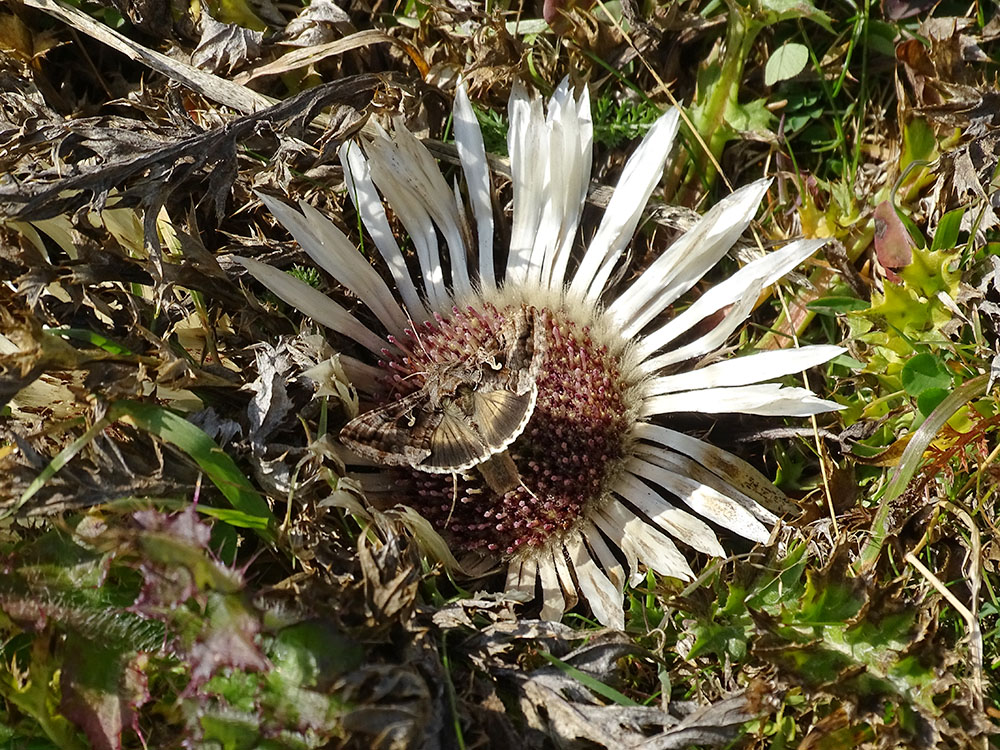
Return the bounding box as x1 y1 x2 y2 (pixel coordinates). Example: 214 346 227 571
339 304 544 490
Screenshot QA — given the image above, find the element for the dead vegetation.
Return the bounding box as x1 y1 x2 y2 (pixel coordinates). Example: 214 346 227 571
1 0 1000 747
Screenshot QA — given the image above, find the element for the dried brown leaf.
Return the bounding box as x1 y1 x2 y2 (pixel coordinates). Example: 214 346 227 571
519 673 752 749
192 15 264 75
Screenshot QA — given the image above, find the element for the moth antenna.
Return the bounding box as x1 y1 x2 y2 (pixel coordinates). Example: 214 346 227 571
518 477 540 503
444 472 459 529
399 367 433 384
401 304 431 358
385 371 432 401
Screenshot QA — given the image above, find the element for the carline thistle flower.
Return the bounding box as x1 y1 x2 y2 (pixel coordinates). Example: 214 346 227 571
239 80 843 628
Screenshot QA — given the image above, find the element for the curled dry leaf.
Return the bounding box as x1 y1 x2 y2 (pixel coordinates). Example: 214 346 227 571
518 671 754 749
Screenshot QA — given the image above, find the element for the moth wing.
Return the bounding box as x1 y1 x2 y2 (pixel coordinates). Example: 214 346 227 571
340 391 438 466
421 402 491 473
471 385 538 453
488 305 543 396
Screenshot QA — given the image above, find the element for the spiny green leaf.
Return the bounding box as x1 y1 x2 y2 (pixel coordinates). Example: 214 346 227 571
687 622 749 662
746 544 809 610
898 246 961 300
864 282 953 341
59 634 146 750
268 621 363 687
725 96 774 135
796 570 865 625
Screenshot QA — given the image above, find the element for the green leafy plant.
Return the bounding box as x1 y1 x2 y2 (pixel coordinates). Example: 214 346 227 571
684 546 981 746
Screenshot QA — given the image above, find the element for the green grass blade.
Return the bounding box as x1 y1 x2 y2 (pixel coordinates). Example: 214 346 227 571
854 373 989 574
538 650 640 707
48 327 134 355
109 400 277 543
6 416 114 518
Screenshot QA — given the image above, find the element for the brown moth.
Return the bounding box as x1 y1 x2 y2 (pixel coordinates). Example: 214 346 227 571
340 305 544 494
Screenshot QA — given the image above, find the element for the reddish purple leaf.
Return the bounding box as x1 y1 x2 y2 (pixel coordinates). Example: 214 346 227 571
873 201 916 283
60 635 150 750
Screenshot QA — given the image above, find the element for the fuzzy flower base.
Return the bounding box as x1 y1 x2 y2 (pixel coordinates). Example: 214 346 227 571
239 80 843 628
386 301 635 557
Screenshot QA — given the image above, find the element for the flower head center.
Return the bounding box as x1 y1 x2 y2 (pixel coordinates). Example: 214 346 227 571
377 301 635 559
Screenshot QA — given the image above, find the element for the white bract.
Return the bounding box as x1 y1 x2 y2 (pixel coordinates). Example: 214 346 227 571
239 80 843 629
